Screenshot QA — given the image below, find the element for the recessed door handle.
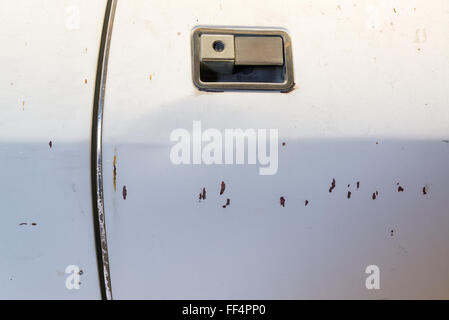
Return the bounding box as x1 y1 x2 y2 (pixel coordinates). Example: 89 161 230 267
192 27 294 92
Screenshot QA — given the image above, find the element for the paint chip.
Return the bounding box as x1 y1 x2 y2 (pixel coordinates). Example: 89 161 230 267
329 178 336 193
122 185 127 200
222 198 230 208
220 181 225 195
422 186 428 195
199 187 206 201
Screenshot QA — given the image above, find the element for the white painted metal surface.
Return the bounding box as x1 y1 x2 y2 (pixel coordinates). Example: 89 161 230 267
1 0 449 299
102 0 449 299
0 0 107 299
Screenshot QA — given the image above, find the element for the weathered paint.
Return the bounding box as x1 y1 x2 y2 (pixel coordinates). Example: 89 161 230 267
102 0 449 299
0 0 108 299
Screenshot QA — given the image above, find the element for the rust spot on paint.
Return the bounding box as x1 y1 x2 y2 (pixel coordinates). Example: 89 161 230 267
220 181 225 195
280 196 285 207
397 185 404 192
84 79 87 84
393 8 397 13
375 141 378 145
122 185 127 200
49 141 52 149
222 198 230 208
177 32 181 36
422 186 427 195
347 191 351 199
356 181 360 189
113 150 117 192
199 187 206 201
329 178 336 193
305 200 309 206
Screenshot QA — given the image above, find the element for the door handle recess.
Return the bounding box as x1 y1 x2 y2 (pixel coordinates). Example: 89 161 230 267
191 27 294 92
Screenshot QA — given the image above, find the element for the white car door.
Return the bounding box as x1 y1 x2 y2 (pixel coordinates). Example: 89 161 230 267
101 0 449 299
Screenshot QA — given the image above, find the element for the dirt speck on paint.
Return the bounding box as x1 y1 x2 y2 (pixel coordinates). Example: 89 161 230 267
356 181 360 189
305 200 309 206
337 5 341 10
347 191 351 199
329 178 336 193
19 223 27 226
372 192 377 200
22 100 25 111
220 181 225 195
390 229 394 237
177 32 181 36
393 8 397 13
49 141 52 149
397 185 404 192
222 198 230 208
282 142 286 146
280 196 285 207
113 149 117 192
31 223 37 226
122 185 127 200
